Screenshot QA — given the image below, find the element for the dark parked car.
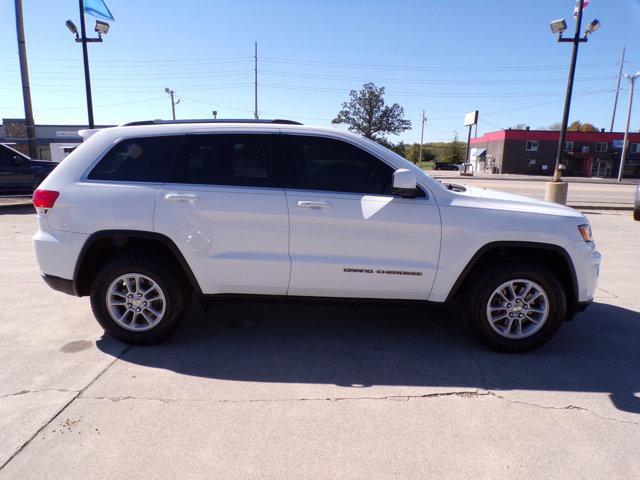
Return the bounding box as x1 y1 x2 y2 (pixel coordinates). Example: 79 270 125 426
434 162 460 171
0 144 57 194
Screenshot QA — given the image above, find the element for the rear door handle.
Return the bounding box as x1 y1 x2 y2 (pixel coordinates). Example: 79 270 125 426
165 193 200 203
297 200 331 209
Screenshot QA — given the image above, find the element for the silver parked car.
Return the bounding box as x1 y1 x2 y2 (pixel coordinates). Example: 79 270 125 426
634 184 640 221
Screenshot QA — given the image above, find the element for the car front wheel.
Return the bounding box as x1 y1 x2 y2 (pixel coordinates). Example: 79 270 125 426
90 255 188 345
466 261 567 352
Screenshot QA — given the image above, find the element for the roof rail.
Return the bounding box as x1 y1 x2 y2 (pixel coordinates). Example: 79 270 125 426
120 119 303 127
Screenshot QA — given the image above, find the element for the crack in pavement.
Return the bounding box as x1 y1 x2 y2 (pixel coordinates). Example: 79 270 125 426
0 345 131 472
597 287 620 299
0 389 77 400
79 389 639 426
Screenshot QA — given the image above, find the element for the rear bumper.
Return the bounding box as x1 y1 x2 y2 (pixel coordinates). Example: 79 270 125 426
42 274 77 296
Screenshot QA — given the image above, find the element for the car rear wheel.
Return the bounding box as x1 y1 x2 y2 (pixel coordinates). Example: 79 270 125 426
466 261 567 352
90 255 188 345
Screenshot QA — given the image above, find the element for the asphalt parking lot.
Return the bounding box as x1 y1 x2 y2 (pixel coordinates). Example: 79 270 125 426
0 204 639 479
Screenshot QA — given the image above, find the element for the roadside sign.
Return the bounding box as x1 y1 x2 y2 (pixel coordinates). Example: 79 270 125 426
464 111 478 126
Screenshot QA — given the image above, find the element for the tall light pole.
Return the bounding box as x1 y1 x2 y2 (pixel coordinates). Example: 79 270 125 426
617 72 639 182
545 2 601 204
14 0 37 158
65 1 111 129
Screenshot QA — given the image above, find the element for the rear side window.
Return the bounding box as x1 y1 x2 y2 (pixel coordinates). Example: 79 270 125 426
180 134 275 188
88 136 182 182
286 135 394 194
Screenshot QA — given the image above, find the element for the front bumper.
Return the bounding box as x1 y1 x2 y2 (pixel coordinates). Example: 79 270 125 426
565 240 601 303
42 274 77 296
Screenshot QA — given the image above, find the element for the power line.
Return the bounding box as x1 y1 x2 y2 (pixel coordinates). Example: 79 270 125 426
259 70 616 85
0 95 167 111
429 88 614 120
259 82 612 98
260 56 618 72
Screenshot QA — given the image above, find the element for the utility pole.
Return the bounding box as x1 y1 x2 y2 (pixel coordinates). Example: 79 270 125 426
610 46 626 132
418 110 426 165
165 88 177 120
78 0 95 128
617 72 639 182
254 41 258 119
14 0 37 158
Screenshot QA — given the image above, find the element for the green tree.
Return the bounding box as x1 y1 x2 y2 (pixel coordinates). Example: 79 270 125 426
406 143 435 164
568 121 598 132
388 141 408 158
332 83 411 143
442 134 464 163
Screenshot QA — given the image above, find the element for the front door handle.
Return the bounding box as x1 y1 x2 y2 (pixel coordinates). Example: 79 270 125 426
165 193 200 203
297 200 331 209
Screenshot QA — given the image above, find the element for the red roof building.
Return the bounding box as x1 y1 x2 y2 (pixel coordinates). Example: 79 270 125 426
469 129 640 178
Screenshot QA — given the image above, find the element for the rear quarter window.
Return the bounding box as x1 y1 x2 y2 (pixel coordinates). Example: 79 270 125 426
87 136 182 182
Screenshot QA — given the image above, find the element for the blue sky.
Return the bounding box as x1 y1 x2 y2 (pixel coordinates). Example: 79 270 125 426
1 0 638 142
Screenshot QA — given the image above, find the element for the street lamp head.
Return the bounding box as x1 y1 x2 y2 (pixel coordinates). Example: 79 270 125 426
94 20 110 36
584 19 601 36
165 87 171 94
550 18 567 35
65 20 78 36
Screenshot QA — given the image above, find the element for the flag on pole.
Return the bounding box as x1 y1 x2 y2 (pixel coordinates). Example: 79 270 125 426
83 0 115 21
574 0 590 19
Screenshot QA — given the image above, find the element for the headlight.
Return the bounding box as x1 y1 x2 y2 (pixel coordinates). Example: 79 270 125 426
578 224 593 242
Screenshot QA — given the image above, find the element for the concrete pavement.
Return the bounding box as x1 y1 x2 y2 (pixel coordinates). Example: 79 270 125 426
0 204 639 479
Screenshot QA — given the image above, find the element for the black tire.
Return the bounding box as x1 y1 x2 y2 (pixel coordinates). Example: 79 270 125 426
90 255 189 345
466 260 567 353
634 207 640 221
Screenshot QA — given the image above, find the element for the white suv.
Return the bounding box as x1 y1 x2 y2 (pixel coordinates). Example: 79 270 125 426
32 120 600 352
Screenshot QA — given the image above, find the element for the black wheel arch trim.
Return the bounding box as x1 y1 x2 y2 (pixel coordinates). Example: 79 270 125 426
73 230 202 296
444 241 579 306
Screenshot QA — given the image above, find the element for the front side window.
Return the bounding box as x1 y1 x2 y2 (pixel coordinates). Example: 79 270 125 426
181 134 274 188
286 136 394 194
595 142 608 153
0 147 11 167
525 140 539 152
88 136 182 182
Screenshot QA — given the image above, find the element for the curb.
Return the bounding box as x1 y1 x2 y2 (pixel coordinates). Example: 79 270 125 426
428 174 638 186
570 205 634 211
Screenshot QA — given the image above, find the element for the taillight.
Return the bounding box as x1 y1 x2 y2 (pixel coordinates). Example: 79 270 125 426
32 189 60 209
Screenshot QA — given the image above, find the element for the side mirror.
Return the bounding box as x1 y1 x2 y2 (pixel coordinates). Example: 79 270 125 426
12 155 25 166
392 169 419 197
